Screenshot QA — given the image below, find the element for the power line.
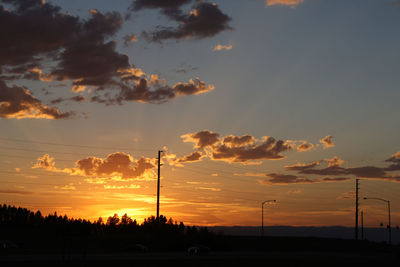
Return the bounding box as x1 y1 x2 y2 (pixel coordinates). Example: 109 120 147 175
0 136 155 151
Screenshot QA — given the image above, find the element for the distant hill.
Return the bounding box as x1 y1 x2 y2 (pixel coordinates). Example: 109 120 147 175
209 226 400 244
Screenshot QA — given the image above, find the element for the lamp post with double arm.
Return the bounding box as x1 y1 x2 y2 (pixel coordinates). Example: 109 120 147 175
261 200 276 237
363 197 391 244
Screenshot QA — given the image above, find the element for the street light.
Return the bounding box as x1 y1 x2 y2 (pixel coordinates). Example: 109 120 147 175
363 197 391 244
261 200 276 237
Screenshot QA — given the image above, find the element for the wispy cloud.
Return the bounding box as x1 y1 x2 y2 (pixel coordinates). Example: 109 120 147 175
286 152 400 182
265 0 305 8
213 44 233 51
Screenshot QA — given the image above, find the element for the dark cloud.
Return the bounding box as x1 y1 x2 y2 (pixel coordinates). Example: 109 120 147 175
138 2 232 42
211 137 292 163
181 130 294 164
51 41 129 86
0 0 79 72
385 152 400 171
130 0 191 13
223 135 256 148
91 77 214 105
259 173 350 185
177 151 203 163
50 95 86 105
262 173 314 185
0 189 34 195
0 80 73 119
0 0 215 118
286 153 400 182
322 177 350 182
182 130 220 149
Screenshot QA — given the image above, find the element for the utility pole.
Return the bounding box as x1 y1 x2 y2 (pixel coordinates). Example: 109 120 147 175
361 210 364 240
156 150 163 221
388 200 391 245
355 178 359 241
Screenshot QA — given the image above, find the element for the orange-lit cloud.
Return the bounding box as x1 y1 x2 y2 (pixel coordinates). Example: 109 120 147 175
33 152 156 181
296 141 314 152
213 44 233 51
179 131 336 164
0 80 73 119
320 135 335 148
324 156 344 167
266 0 305 7
24 68 52 82
181 130 294 164
123 34 137 46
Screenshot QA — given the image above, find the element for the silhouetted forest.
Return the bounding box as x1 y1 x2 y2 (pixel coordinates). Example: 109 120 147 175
0 204 213 252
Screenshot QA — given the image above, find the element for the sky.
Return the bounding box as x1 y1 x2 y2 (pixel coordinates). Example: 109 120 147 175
0 0 400 227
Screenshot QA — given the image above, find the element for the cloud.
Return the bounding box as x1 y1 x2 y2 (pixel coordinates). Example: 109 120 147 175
286 189 301 195
223 135 256 148
336 191 355 200
211 136 293 163
385 151 400 171
181 130 294 164
259 173 350 185
50 95 86 105
322 177 349 182
182 130 220 149
213 44 232 51
296 141 314 152
123 34 137 46
286 153 400 182
130 0 191 12
0 190 34 195
23 68 52 82
265 0 305 7
0 80 73 119
0 0 216 117
320 135 335 148
104 184 141 189
177 151 203 163
90 76 214 104
33 152 156 180
324 156 345 167
137 2 232 42
261 173 314 185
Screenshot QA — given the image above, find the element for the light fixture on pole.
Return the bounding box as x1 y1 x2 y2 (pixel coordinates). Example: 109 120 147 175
363 197 391 245
261 200 276 237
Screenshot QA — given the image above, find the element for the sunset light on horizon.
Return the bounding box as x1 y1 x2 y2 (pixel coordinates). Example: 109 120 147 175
1 0 400 229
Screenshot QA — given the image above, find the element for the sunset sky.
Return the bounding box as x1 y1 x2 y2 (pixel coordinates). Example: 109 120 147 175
1 0 400 227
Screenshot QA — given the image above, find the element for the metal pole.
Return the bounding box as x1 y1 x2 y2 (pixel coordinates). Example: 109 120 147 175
261 202 264 236
156 150 162 221
363 197 391 245
355 179 359 241
361 211 364 240
388 201 391 245
261 200 276 237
